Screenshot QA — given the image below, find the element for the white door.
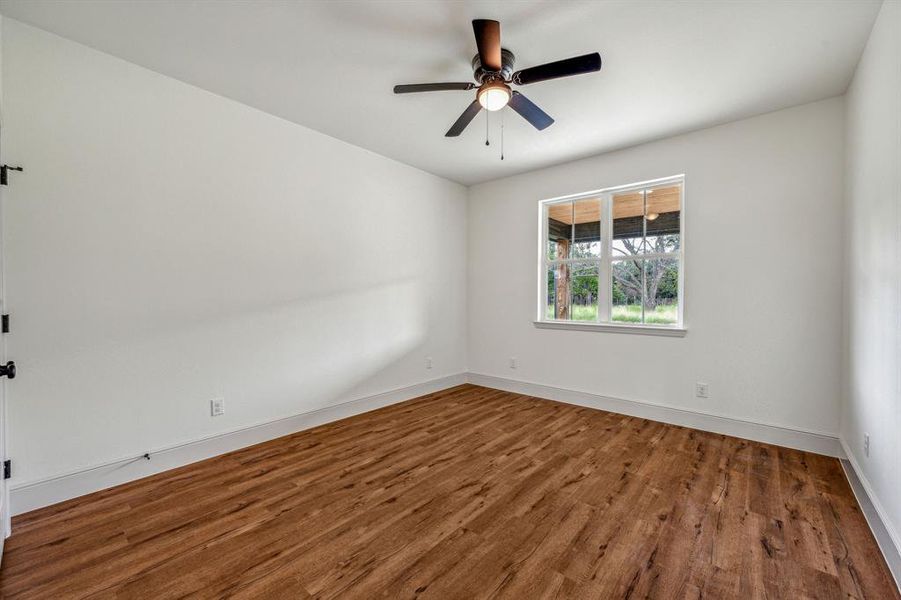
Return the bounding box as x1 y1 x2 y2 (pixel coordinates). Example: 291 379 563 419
0 145 12 558
0 24 10 559
0 263 6 560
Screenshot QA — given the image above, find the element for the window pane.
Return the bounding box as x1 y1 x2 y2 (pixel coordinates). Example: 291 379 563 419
546 267 555 319
570 262 599 321
612 259 642 323
612 190 645 257
546 261 598 321
644 184 681 253
546 198 601 260
572 198 601 258
643 258 679 325
547 263 570 319
547 201 571 260
613 184 682 256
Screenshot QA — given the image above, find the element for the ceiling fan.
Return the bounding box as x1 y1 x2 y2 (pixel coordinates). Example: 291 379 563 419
394 19 602 137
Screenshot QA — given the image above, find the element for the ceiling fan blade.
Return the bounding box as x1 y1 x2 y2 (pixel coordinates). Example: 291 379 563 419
508 91 554 131
512 52 601 85
472 19 502 71
445 99 482 137
393 82 475 94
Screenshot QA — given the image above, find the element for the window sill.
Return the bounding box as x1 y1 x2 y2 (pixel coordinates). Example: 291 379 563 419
532 320 687 337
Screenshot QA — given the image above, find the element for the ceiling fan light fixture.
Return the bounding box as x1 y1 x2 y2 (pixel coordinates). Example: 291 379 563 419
478 81 511 111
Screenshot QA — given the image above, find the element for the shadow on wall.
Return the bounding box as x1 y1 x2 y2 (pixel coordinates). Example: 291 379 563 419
10 278 429 485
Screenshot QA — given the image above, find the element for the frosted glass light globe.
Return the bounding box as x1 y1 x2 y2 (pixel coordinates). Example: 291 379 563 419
478 84 511 111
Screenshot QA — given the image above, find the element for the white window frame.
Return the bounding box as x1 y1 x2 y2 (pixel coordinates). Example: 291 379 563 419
534 175 686 336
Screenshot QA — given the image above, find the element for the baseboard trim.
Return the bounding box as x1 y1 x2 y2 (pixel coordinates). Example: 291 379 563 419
9 372 848 518
10 373 467 516
466 373 844 458
840 440 901 590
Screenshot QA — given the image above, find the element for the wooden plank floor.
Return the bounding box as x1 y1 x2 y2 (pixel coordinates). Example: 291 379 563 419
0 384 897 599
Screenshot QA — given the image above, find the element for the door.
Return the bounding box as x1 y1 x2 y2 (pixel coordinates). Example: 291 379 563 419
0 134 12 558
0 246 6 557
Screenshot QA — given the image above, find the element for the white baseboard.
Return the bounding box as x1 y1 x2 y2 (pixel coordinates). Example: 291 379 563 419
466 373 844 458
840 440 901 590
10 373 467 516
8 371 847 519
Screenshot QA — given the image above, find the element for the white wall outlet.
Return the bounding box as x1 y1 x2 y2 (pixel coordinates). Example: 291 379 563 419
695 382 709 398
864 433 870 457
509 357 518 369
210 397 225 417
425 356 433 370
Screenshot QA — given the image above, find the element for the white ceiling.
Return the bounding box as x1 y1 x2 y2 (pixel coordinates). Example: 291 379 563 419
0 0 881 185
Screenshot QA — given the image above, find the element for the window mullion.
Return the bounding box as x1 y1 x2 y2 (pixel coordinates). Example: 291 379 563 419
640 189 647 324
599 194 612 323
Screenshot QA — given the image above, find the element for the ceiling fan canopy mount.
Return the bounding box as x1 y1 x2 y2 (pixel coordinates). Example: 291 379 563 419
472 48 517 84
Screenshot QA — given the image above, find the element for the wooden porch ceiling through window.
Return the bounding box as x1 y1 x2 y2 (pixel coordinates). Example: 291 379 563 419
547 185 681 242
548 185 681 224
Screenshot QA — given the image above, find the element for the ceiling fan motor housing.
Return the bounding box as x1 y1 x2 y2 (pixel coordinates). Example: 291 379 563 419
472 48 516 83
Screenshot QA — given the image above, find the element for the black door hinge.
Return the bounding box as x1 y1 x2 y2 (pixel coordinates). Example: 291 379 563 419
2 314 9 333
0 165 23 186
3 460 9 480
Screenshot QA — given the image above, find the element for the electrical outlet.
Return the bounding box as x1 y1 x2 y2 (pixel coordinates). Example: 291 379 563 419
425 356 433 370
695 382 709 398
509 357 518 369
864 433 870 457
210 398 225 417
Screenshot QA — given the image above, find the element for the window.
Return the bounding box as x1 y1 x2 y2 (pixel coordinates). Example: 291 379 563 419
538 176 684 333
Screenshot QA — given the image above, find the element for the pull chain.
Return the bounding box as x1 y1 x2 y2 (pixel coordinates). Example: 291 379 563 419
485 109 490 146
500 109 505 160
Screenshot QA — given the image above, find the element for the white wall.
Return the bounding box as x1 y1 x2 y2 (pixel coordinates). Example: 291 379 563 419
842 0 901 561
0 9 880 524
1 20 467 487
468 98 845 436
